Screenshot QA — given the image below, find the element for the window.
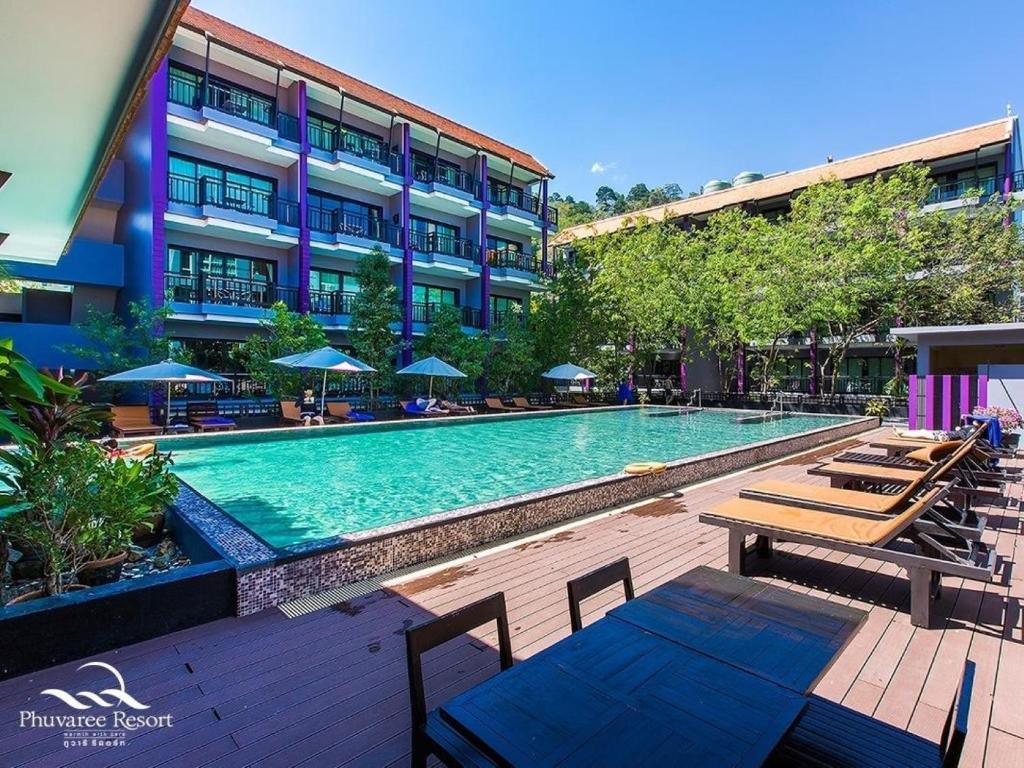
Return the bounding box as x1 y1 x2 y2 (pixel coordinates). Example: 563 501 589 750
490 178 526 208
310 268 360 294
167 62 275 126
308 190 383 237
413 284 458 306
168 246 276 282
168 64 201 107
491 295 523 315
307 113 339 152
410 150 465 186
411 216 462 255
486 235 523 253
168 154 276 215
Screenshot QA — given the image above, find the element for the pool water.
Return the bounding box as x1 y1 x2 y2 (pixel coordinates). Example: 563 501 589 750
166 408 850 547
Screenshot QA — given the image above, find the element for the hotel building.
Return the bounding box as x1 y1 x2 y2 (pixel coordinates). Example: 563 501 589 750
554 116 1024 396
1 7 555 370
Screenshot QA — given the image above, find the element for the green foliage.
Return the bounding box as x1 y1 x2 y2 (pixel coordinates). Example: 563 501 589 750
0 443 177 594
414 305 489 393
0 339 75 446
62 300 187 374
233 302 329 399
549 183 687 227
487 307 539 394
864 399 891 418
349 246 402 399
21 370 111 452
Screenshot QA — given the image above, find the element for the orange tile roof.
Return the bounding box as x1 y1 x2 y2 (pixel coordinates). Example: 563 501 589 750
179 7 551 178
554 117 1014 244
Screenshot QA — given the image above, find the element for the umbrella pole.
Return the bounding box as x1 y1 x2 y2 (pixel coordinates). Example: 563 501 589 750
429 376 433 399
165 381 171 433
321 369 328 418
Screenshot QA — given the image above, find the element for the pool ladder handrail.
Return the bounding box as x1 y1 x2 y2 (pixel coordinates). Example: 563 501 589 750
682 388 702 414
765 391 783 418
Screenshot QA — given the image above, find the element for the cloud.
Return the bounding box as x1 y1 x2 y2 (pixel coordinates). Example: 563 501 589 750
590 161 616 174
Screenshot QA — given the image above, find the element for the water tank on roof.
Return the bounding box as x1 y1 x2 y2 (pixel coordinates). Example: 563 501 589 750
733 171 764 186
703 179 732 194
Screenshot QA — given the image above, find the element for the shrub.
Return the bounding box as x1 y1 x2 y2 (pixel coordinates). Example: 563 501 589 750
865 399 890 418
972 405 1023 431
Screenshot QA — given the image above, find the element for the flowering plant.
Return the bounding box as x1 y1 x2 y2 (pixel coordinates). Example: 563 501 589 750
972 405 1023 431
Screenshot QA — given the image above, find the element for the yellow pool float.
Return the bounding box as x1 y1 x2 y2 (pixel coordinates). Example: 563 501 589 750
624 461 667 476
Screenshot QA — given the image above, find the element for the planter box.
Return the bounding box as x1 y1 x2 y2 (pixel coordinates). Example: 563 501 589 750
0 510 235 680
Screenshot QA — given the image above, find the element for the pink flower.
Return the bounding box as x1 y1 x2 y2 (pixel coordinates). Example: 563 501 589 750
972 405 1023 431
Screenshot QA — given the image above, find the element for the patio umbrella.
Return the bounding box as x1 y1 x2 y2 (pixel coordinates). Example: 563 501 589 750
396 356 466 398
541 363 598 382
271 346 375 416
99 360 230 430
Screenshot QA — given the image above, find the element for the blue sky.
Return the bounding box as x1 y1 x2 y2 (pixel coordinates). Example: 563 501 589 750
193 0 1022 200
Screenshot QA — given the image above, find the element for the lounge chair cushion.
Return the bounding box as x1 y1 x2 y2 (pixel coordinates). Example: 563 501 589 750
708 487 942 546
905 441 962 464
817 461 925 484
744 480 902 514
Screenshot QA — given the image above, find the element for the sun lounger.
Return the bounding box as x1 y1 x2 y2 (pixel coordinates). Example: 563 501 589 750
325 402 352 422
485 397 524 412
556 393 590 408
110 405 163 437
700 485 996 627
742 431 989 539
809 459 1003 505
186 402 237 432
512 397 551 411
401 400 443 417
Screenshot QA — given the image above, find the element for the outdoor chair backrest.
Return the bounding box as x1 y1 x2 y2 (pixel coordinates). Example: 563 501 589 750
566 557 635 633
404 592 513 732
280 401 302 420
485 398 506 409
512 397 531 408
112 405 154 424
187 402 218 419
886 425 986 507
327 402 351 418
941 660 976 768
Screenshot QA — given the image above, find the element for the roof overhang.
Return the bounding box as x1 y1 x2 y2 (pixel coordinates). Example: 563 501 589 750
0 0 188 265
891 322 1024 345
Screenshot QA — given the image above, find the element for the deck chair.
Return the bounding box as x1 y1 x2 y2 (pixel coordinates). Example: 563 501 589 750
512 396 552 411
280 400 306 425
768 660 976 767
566 557 635 633
111 405 162 437
405 593 512 768
838 438 1018 484
699 486 996 628
741 430 988 539
186 402 236 432
557 393 589 408
326 402 353 422
484 397 524 412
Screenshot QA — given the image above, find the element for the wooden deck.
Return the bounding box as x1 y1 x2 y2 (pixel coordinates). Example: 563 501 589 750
1 427 1020 767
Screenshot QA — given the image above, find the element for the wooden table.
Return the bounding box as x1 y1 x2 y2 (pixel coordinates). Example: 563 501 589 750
439 566 866 767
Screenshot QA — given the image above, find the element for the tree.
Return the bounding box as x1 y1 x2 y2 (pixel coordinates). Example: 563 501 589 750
595 186 626 217
233 303 328 399
487 306 539 394
548 193 596 228
62 300 186 373
415 304 490 394
349 245 401 400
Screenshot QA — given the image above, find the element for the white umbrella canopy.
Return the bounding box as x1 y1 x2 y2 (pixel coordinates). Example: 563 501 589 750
271 346 376 415
395 356 466 398
541 363 598 382
99 360 230 429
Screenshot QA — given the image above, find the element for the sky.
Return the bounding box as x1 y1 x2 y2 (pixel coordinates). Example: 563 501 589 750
193 0 1023 201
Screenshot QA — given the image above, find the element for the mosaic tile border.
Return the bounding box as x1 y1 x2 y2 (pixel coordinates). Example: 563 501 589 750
225 413 877 615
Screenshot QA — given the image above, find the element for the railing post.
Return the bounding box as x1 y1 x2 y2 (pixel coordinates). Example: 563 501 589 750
479 154 491 332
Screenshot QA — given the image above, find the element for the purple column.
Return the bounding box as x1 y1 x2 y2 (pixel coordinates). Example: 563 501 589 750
1004 143 1014 198
736 345 747 394
678 328 687 392
150 58 169 309
924 375 936 429
401 123 413 366
540 178 549 275
478 155 490 331
941 374 953 431
978 374 989 408
808 328 819 396
959 375 970 424
908 374 918 429
297 81 311 313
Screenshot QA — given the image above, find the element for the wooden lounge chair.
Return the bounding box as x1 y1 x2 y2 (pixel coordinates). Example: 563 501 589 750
808 458 1003 505
326 402 353 422
741 433 988 539
512 396 551 411
485 397 524 412
400 400 438 418
280 400 313 426
111 405 162 437
186 402 237 432
769 660 975 767
699 485 996 627
837 437 1018 484
557 393 590 408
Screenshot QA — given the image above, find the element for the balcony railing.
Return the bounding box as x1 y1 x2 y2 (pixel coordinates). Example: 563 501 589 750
165 273 299 311
489 187 540 215
487 248 541 273
491 309 525 328
774 376 890 396
411 157 475 194
410 231 477 261
168 175 300 227
309 290 358 316
307 125 389 165
307 206 401 246
461 306 482 328
926 175 999 205
167 69 300 142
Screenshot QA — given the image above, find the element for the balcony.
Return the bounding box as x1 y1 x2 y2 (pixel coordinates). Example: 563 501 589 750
410 231 477 262
168 175 300 228
926 174 999 205
486 187 558 230
410 302 481 327
491 309 525 329
167 68 300 143
307 206 403 248
487 248 542 274
309 290 358 316
308 124 390 167
411 157 475 195
165 273 300 313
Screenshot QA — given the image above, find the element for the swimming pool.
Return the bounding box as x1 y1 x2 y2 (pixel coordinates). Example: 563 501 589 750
166 407 853 548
